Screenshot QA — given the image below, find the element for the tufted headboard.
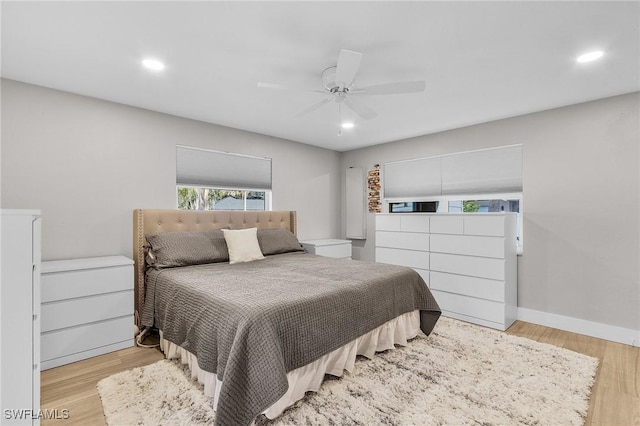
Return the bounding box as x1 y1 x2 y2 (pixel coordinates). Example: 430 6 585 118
132 209 297 326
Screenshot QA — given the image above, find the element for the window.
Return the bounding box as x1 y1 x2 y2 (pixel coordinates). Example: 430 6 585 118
176 145 272 211
177 187 270 211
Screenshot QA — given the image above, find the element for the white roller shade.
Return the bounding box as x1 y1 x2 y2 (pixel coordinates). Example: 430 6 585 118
383 145 522 199
441 145 522 195
383 156 442 198
176 145 272 190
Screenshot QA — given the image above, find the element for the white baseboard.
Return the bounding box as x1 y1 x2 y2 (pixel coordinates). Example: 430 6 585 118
517 308 640 347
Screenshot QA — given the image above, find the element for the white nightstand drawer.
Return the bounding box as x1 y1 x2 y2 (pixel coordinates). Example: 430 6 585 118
41 290 134 332
376 231 429 251
430 234 504 258
314 244 351 258
41 315 133 362
42 265 133 303
430 252 505 280
376 247 429 269
300 239 352 259
430 271 505 302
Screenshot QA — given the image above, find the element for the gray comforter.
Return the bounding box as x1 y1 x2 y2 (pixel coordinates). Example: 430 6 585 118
141 252 440 426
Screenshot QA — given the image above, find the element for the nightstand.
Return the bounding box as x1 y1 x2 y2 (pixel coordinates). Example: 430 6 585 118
299 239 352 259
40 255 134 369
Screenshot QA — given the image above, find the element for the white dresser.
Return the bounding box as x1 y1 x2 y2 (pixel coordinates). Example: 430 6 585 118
375 213 517 330
1 209 41 425
40 256 134 370
299 239 352 259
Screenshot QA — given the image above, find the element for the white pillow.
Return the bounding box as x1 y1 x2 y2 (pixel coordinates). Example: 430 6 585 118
222 228 265 264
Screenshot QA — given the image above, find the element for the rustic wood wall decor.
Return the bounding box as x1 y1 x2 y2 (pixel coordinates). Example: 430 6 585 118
368 164 381 213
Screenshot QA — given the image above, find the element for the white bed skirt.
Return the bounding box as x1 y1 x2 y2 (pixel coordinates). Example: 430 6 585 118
159 309 420 419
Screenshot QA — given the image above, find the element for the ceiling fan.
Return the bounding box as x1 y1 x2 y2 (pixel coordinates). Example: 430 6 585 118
258 49 425 134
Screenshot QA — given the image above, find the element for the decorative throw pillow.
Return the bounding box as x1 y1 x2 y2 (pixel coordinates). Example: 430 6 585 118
257 229 304 256
145 229 228 269
222 228 265 264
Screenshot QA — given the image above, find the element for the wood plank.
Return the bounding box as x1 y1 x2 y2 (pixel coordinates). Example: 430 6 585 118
506 321 639 426
41 346 163 425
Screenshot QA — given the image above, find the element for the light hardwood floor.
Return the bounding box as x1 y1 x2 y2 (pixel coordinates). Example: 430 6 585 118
41 321 640 425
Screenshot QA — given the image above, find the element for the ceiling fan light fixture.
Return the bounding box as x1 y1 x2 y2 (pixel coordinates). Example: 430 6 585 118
142 58 165 71
341 122 355 129
576 50 604 64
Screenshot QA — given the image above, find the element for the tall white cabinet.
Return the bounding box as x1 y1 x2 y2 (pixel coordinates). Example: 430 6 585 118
1 210 41 425
376 213 517 331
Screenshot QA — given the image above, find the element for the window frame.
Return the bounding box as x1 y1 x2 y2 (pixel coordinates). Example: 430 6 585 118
176 184 272 212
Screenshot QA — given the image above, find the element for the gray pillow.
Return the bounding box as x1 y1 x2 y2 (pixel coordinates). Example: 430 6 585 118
145 229 229 268
257 229 304 256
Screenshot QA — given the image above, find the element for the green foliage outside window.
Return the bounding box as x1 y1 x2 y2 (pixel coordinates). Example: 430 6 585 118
177 187 265 210
463 201 480 212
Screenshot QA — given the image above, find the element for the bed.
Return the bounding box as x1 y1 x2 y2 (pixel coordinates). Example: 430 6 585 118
133 209 440 426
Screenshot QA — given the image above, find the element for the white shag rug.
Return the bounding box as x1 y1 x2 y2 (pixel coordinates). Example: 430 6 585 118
97 317 598 425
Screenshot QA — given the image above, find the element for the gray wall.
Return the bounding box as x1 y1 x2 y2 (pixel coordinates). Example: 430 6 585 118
1 79 342 260
341 93 639 331
3 79 638 332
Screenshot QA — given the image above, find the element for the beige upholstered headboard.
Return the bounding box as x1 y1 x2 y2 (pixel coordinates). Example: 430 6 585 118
132 209 297 326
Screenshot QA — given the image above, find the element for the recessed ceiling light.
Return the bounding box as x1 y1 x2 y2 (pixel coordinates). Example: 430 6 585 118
576 51 604 64
142 58 165 71
341 122 355 129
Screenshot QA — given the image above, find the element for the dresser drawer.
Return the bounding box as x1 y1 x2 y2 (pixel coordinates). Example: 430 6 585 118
41 290 134 332
376 215 401 231
400 215 429 232
41 315 133 362
430 252 505 280
463 215 505 237
429 216 463 234
431 290 505 324
42 265 133 303
376 247 429 270
376 231 429 251
430 271 504 302
430 234 504 258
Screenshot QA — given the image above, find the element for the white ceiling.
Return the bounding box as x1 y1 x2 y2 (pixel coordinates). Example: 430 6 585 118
2 1 639 152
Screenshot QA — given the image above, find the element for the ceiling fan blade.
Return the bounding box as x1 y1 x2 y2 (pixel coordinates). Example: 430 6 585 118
343 97 377 120
295 98 332 118
258 82 325 94
335 49 362 88
352 80 426 95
